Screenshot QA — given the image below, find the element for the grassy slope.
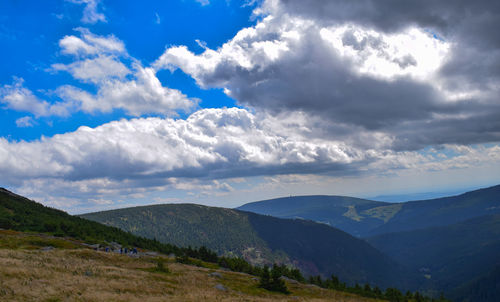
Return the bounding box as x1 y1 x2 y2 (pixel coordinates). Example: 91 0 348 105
81 204 415 289
367 214 500 298
0 230 384 302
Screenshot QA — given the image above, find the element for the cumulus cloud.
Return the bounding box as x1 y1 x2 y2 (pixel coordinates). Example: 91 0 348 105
56 64 195 116
1 29 195 123
49 29 196 116
0 108 364 185
2 107 499 211
52 55 130 84
59 28 125 56
155 0 500 150
68 0 107 24
0 78 76 117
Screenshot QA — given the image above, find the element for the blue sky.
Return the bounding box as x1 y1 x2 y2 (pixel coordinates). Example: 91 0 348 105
1 0 500 213
0 0 254 140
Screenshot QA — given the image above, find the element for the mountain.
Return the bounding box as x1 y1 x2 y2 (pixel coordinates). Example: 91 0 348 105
238 195 392 237
367 214 500 299
0 187 406 301
81 203 415 289
237 185 500 237
368 185 500 236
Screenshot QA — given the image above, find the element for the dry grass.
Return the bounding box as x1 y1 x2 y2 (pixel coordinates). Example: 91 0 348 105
0 230 384 301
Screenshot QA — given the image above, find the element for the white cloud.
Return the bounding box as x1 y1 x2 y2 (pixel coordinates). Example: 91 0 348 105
319 25 450 80
0 108 362 183
195 0 210 6
68 0 106 24
15 116 36 128
1 106 499 212
50 29 196 117
0 78 75 117
59 29 125 57
154 1 500 150
51 55 130 84
56 64 195 116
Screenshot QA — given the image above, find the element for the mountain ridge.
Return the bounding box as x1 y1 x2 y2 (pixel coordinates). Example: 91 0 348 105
81 202 416 289
237 184 500 237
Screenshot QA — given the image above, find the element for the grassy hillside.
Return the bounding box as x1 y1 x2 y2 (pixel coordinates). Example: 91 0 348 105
367 214 500 299
81 204 415 289
237 185 500 237
0 230 383 302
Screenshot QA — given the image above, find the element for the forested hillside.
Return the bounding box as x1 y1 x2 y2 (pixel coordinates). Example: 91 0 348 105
0 187 178 254
81 203 416 289
238 185 500 237
367 214 500 299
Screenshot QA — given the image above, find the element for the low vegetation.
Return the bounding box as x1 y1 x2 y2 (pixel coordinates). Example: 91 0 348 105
0 230 382 302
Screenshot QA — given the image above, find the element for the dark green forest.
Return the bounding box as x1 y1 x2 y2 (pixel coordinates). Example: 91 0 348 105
81 202 416 289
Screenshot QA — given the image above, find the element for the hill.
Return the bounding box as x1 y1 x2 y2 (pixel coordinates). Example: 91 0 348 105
237 185 500 237
0 187 179 255
0 229 382 302
81 203 415 289
367 214 500 299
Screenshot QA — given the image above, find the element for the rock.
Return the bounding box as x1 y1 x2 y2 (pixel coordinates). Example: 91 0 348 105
209 272 223 278
306 284 320 289
280 276 299 284
214 284 227 291
88 244 100 250
41 246 54 251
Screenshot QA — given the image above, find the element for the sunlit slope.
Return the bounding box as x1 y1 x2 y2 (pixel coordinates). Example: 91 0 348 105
0 230 382 302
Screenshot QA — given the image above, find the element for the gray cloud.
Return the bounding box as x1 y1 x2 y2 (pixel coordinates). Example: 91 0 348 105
276 0 500 88
156 0 500 151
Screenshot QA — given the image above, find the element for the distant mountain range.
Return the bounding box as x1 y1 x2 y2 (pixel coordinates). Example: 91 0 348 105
238 185 500 300
8 183 498 301
81 203 414 289
237 185 500 237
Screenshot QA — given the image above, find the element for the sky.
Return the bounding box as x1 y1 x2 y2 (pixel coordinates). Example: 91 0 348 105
1 0 499 214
